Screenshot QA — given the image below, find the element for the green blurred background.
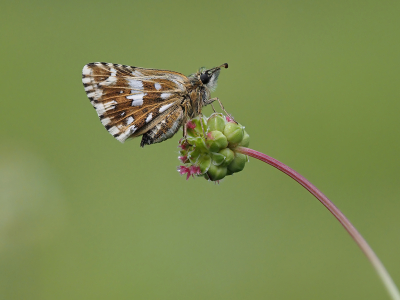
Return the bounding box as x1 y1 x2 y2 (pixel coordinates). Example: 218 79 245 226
1 1 399 299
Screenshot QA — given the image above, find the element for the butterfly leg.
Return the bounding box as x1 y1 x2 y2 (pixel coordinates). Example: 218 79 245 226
182 101 191 142
210 103 216 113
183 122 187 138
207 97 237 124
199 113 207 138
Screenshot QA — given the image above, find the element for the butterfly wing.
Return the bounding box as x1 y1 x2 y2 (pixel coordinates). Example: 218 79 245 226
82 62 189 143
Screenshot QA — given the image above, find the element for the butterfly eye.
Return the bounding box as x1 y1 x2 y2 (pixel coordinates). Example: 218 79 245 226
200 72 211 84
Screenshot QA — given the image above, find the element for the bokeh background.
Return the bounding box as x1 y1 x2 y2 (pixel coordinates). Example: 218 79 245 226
1 1 399 299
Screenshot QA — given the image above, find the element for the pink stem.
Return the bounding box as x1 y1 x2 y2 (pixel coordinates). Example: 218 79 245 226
236 146 400 300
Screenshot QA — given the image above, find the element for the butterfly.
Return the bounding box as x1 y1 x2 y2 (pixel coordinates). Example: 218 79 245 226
82 62 229 147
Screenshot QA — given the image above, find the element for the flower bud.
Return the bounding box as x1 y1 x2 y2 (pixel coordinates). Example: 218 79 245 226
206 131 228 152
238 130 250 147
198 155 211 174
227 153 247 173
218 148 234 167
224 122 244 144
210 152 226 166
207 163 228 181
207 113 226 132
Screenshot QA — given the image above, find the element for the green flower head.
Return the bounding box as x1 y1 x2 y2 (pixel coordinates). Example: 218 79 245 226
177 113 249 182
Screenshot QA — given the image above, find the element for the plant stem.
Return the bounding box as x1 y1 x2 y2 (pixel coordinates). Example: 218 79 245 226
236 146 400 300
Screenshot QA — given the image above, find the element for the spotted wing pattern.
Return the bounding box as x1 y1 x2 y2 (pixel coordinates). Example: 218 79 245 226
82 62 189 144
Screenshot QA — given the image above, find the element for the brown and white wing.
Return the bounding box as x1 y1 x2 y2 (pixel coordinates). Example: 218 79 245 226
139 103 185 147
82 62 188 144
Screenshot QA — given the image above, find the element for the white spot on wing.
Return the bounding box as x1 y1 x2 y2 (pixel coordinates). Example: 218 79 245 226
109 126 119 135
130 125 137 133
93 102 105 115
146 113 153 123
116 132 129 142
171 79 186 91
84 85 93 91
104 75 117 85
126 116 134 125
159 103 174 113
82 65 92 75
160 93 171 100
101 117 111 126
120 90 123 94
101 67 118 86
82 77 91 84
127 93 146 106
87 90 102 100
155 83 162 90
132 70 143 77
109 77 117 84
128 79 143 90
104 100 117 111
131 99 143 106
120 112 125 117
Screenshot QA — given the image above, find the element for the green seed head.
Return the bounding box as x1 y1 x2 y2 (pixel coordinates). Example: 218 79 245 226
177 113 250 182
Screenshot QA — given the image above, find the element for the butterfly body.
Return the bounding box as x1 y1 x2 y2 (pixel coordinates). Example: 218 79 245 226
82 62 228 147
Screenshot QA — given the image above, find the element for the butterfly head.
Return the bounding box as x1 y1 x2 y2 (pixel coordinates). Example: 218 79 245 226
199 63 228 92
